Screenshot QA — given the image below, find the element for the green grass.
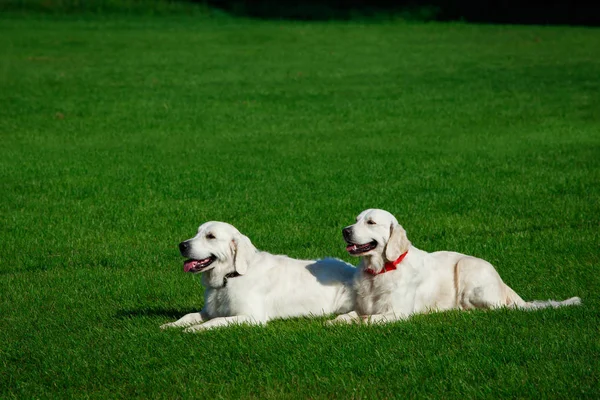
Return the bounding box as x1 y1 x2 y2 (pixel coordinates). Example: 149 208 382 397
1 14 599 399
0 0 206 15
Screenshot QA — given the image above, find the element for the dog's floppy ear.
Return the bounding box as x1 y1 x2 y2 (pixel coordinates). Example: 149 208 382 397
231 233 256 275
385 223 410 261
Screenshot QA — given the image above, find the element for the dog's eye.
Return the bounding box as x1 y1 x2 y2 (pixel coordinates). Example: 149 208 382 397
367 220 376 225
206 233 216 240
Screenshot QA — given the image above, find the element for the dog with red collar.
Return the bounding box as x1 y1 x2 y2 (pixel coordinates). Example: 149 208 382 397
329 208 580 325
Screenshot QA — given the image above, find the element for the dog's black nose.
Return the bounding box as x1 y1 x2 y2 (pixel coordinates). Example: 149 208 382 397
342 227 352 241
179 241 189 254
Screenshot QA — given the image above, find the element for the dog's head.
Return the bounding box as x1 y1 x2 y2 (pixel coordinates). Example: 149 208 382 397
342 209 410 265
178 221 256 276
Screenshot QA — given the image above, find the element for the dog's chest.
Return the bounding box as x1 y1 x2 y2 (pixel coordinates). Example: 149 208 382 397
204 287 235 318
355 274 396 315
355 272 417 315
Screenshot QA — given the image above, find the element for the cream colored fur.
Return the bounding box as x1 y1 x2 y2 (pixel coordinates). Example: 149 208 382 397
161 221 357 332
330 209 581 325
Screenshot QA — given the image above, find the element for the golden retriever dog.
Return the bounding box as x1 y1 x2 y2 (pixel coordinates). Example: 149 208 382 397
330 209 580 324
161 221 357 332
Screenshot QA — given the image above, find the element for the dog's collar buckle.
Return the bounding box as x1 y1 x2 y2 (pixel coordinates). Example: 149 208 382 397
365 250 408 275
222 272 241 287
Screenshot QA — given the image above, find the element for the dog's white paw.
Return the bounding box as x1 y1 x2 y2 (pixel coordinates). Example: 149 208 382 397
183 324 207 333
326 312 360 325
160 322 179 330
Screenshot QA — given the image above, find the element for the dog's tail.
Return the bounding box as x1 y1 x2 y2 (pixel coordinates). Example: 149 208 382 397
505 285 581 310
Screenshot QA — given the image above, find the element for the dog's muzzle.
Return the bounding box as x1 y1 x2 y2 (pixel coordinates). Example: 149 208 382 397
343 226 378 255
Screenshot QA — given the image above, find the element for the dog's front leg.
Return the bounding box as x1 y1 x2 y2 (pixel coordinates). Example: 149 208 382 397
183 315 264 332
160 310 208 329
363 312 408 325
326 311 361 325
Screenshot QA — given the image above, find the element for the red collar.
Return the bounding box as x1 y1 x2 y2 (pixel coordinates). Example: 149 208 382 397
364 251 408 275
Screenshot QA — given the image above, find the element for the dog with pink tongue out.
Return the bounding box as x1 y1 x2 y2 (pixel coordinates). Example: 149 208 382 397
161 221 357 332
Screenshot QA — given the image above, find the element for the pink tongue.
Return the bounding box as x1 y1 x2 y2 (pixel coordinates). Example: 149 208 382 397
184 260 199 272
346 244 357 252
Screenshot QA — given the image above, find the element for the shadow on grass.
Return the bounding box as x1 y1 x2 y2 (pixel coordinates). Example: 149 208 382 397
116 307 198 319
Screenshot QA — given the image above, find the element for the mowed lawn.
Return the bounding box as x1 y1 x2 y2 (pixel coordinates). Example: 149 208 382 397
1 14 599 398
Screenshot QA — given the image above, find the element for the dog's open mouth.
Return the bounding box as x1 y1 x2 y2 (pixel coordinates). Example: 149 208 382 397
183 255 216 273
346 241 378 255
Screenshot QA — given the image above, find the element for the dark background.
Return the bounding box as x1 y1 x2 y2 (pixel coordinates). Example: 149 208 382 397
201 0 600 25
2 0 599 25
